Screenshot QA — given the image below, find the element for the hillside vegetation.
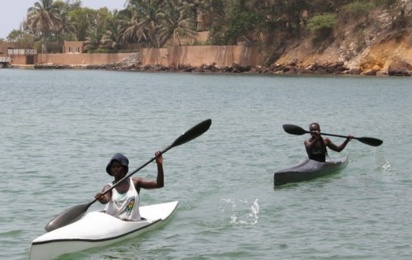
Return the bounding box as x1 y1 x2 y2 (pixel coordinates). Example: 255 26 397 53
4 0 412 74
274 2 412 74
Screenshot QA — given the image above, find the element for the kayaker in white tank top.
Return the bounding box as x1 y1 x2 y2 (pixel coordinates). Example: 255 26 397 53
104 178 140 221
95 152 164 222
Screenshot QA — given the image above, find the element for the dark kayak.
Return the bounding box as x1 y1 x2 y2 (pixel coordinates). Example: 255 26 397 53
274 156 349 187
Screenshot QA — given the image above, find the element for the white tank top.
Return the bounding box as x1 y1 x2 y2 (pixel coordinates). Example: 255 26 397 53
104 178 140 221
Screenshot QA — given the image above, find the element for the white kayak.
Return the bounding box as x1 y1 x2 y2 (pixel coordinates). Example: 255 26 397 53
29 201 178 260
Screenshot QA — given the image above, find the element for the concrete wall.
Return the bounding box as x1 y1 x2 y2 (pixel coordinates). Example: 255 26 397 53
36 53 132 65
141 45 263 67
9 45 263 67
10 55 36 65
141 48 169 66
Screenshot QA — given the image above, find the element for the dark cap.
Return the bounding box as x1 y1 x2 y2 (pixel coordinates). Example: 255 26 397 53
106 153 129 175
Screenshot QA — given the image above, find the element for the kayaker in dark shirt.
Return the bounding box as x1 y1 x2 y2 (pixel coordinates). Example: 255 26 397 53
304 122 353 162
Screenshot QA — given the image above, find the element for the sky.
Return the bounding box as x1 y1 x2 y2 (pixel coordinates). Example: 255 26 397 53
0 0 126 39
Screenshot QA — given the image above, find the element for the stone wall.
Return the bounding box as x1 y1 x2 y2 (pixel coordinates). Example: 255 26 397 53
11 45 264 68
36 53 132 65
141 45 263 67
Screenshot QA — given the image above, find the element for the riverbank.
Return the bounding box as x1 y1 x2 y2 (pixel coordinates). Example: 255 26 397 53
10 60 409 77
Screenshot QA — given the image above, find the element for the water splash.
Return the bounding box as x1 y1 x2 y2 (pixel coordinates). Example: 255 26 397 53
219 198 259 225
374 150 391 171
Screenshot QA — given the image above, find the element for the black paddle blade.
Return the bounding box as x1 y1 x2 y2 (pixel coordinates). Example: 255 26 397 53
45 201 93 232
282 124 308 136
357 137 383 147
170 119 212 148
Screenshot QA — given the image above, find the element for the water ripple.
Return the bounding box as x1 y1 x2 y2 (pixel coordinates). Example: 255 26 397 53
1 70 412 259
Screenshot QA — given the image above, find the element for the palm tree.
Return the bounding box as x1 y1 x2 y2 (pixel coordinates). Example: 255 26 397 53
84 28 102 52
101 11 125 50
26 0 62 41
157 0 198 46
83 11 109 52
120 9 148 46
57 5 77 41
122 0 198 47
69 7 96 41
122 0 164 47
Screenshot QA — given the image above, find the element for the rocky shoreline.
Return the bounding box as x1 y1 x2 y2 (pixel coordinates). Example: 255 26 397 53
28 61 360 75
10 60 412 77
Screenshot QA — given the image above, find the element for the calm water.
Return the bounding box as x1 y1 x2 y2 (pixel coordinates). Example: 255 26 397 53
0 69 411 260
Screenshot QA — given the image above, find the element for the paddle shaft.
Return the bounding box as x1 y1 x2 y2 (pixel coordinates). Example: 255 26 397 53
309 131 351 139
309 131 382 146
282 124 383 147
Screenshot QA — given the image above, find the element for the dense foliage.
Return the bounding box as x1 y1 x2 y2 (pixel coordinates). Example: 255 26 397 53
4 0 410 53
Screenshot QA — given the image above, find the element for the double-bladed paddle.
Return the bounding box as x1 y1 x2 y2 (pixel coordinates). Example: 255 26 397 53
282 124 383 147
45 119 212 232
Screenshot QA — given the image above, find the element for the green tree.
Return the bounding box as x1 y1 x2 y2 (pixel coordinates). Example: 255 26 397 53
306 13 337 42
208 0 263 45
6 30 36 48
83 8 113 52
341 1 375 20
201 0 226 28
69 7 97 40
